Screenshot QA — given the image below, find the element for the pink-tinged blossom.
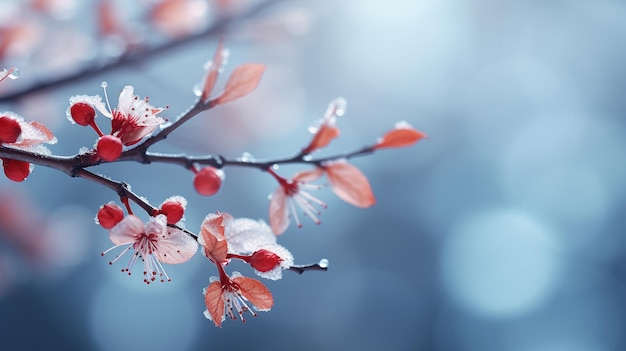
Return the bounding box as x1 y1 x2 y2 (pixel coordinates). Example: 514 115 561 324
268 167 326 235
203 271 273 327
199 212 293 280
70 84 167 146
102 214 198 284
323 159 376 208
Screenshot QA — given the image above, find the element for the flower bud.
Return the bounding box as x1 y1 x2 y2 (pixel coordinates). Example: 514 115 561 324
97 202 124 229
160 199 185 224
0 116 21 144
69 102 96 126
249 249 283 272
2 158 30 182
193 166 224 196
96 135 123 162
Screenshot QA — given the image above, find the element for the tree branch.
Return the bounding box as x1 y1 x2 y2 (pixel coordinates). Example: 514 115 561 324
0 0 286 104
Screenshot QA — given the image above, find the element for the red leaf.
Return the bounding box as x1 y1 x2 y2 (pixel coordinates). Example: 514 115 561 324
375 122 426 150
204 281 225 327
325 161 376 208
233 276 273 311
213 63 265 105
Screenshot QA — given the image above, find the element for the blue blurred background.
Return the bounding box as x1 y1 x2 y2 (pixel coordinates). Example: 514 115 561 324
1 0 626 350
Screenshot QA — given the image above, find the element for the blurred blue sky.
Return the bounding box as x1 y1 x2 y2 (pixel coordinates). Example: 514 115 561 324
1 0 626 350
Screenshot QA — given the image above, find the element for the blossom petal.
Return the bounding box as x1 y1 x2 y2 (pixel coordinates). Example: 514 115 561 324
156 227 199 264
109 214 144 245
325 161 376 208
204 281 225 327
213 63 265 105
233 276 273 311
268 186 289 235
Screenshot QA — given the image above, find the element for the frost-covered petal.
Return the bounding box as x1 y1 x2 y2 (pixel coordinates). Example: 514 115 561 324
155 227 198 264
109 214 144 245
117 86 135 115
225 218 277 254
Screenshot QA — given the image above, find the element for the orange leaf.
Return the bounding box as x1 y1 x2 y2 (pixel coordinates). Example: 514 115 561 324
213 63 265 105
234 276 273 311
204 281 225 327
302 124 340 154
201 40 226 102
375 122 426 150
325 161 376 208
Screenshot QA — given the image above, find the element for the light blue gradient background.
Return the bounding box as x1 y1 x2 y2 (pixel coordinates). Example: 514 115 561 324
1 0 625 350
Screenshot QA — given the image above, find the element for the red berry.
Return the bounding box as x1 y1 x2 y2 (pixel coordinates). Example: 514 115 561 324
2 158 30 182
96 135 123 161
69 103 96 126
97 203 124 229
0 116 21 144
193 167 223 196
249 249 283 272
160 200 184 224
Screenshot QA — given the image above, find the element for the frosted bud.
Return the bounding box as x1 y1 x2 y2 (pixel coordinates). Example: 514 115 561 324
96 135 123 161
160 199 185 224
249 249 283 272
69 103 96 126
97 202 124 229
1 158 30 182
0 116 21 144
193 166 224 196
